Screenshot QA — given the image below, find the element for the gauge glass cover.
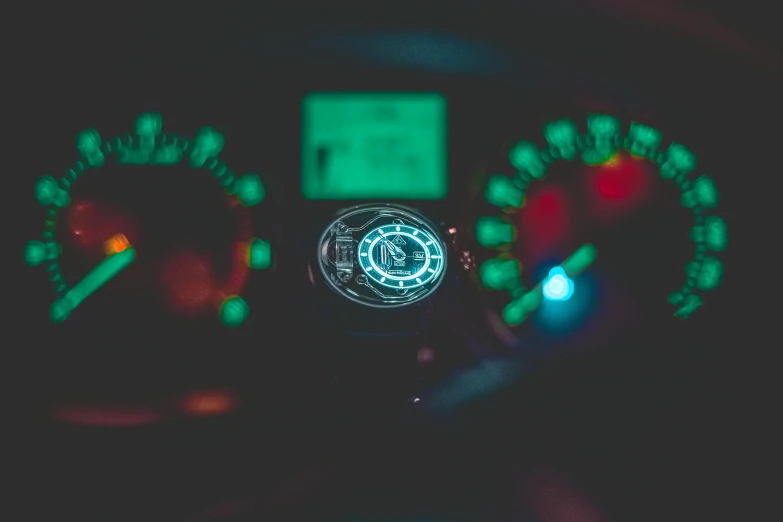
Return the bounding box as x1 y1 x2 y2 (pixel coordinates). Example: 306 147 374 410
318 205 446 308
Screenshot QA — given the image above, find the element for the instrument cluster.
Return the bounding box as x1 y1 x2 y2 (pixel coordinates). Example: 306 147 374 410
19 34 740 389
16 11 767 521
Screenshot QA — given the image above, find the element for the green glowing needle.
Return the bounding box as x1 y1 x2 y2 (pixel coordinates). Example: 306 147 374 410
502 243 596 326
50 247 136 323
561 243 597 278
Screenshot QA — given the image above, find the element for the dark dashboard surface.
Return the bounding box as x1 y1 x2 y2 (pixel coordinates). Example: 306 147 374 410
15 3 775 522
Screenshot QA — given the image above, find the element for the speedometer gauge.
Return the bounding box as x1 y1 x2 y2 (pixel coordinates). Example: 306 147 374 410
318 205 446 307
471 114 729 340
24 113 274 329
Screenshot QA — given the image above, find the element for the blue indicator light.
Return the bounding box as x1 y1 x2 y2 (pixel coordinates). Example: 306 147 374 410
542 266 574 301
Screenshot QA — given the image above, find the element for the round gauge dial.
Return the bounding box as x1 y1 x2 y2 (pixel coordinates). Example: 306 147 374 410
357 223 444 290
24 112 274 329
318 205 447 308
470 113 729 345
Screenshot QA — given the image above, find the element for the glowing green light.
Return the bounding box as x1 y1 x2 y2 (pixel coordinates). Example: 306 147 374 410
35 175 69 208
50 298 73 324
476 217 515 248
625 122 661 158
660 143 696 180
24 240 60 266
693 175 719 209
220 296 249 328
485 175 523 208
236 173 265 206
76 128 105 167
691 225 706 243
582 114 620 164
114 114 186 166
704 216 727 251
50 247 136 323
503 298 529 326
301 92 448 199
668 291 686 305
681 175 719 209
503 286 543 326
680 190 697 208
685 260 701 279
509 141 546 179
674 294 703 318
691 216 728 252
501 245 595 326
248 238 272 270
135 112 163 149
190 127 224 168
561 243 597 277
480 258 521 290
544 118 579 160
696 256 723 291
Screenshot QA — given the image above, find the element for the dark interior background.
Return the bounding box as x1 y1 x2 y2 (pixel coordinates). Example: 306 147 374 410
11 2 777 521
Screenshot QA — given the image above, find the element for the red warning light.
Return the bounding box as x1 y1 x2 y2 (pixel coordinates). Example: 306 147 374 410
595 153 648 200
160 249 217 317
587 152 653 222
518 186 571 261
179 388 238 417
67 200 139 257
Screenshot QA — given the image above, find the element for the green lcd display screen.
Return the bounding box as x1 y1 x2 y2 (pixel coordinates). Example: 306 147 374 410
302 92 448 199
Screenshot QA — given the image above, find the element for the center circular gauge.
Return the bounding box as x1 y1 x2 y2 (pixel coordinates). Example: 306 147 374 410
318 205 447 308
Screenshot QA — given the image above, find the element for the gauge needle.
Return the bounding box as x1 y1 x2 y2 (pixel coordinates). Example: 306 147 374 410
386 240 406 259
560 243 597 278
503 244 596 325
380 232 406 259
50 235 136 323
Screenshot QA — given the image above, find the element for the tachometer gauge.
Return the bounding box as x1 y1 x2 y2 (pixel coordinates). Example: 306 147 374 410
470 114 729 343
318 205 446 307
24 113 274 329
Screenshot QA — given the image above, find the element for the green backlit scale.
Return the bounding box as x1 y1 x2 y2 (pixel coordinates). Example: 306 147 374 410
476 115 728 325
24 112 271 327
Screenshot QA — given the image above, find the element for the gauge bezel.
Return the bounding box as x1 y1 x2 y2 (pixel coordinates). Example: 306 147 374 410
357 222 444 290
317 204 448 309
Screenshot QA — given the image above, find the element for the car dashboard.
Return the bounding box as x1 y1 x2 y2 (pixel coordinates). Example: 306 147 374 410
16 4 773 521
